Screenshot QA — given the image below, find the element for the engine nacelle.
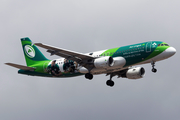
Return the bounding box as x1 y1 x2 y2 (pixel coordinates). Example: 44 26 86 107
94 56 114 68
112 57 126 68
125 67 145 79
78 67 88 73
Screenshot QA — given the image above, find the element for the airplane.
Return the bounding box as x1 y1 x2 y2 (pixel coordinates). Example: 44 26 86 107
5 37 176 87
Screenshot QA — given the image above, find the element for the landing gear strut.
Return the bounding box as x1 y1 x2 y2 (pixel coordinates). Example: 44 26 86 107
151 61 157 73
85 73 93 80
106 74 115 87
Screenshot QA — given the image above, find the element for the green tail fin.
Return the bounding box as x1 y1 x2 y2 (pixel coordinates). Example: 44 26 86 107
21 37 49 66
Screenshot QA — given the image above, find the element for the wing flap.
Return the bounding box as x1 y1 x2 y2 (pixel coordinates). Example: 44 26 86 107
46 49 82 63
5 63 35 71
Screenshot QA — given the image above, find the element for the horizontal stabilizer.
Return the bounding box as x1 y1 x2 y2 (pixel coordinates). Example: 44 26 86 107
5 63 35 71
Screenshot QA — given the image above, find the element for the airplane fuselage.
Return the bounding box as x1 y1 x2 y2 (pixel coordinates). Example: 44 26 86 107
18 41 176 78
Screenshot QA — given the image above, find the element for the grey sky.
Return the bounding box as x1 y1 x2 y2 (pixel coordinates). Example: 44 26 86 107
0 0 180 120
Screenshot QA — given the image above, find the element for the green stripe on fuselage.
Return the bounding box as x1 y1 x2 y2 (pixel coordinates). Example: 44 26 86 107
29 60 51 73
142 43 169 62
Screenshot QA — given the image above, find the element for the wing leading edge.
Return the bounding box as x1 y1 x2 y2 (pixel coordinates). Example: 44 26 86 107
34 43 94 65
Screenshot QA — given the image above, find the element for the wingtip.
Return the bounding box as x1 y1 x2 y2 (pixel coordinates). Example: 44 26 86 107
5 63 14 67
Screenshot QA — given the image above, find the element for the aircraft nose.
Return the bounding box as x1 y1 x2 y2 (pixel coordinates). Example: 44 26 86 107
165 47 176 57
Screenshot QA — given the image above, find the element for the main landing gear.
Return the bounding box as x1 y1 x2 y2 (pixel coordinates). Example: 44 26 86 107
106 74 115 87
85 73 93 80
85 72 115 87
151 61 157 73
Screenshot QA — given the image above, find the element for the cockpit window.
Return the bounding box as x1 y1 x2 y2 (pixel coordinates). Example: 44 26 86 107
158 44 169 46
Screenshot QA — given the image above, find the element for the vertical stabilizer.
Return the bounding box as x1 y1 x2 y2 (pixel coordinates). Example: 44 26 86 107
21 37 49 66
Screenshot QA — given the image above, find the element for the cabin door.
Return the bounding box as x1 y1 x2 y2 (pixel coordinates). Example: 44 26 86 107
146 41 152 53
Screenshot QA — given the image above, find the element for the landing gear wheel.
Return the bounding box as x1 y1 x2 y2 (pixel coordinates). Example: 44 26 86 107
151 61 157 73
106 80 114 87
89 74 93 80
85 73 93 80
152 68 157 73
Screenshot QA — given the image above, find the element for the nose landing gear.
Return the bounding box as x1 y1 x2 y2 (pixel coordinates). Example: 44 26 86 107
151 61 157 73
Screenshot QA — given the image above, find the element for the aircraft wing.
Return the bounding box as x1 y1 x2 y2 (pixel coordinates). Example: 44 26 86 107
5 63 35 71
34 43 94 64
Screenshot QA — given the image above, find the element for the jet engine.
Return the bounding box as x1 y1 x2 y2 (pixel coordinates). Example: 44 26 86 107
94 56 114 68
79 57 126 73
94 56 126 69
122 67 145 79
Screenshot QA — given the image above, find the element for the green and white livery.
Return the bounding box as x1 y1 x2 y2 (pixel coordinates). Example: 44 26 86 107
5 37 176 87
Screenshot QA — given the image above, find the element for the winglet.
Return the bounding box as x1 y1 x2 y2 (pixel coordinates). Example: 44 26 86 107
5 63 36 71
